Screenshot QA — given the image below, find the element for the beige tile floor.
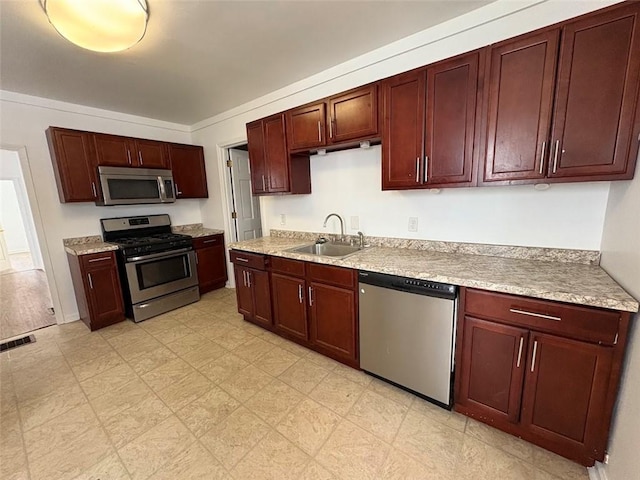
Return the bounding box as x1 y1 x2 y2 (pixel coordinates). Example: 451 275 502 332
0 288 591 480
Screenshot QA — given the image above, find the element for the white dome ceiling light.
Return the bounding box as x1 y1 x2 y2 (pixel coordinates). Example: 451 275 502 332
39 0 149 53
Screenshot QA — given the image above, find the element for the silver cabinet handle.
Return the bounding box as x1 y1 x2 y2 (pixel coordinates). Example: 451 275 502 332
174 183 182 197
516 336 524 368
203 239 218 244
415 157 420 183
87 273 93 289
509 308 561 322
262 175 266 191
88 256 111 263
552 140 560 173
91 182 97 198
195 252 198 264
138 151 143 165
246 271 251 288
424 155 429 183
308 286 313 306
235 257 249 263
329 117 333 139
127 149 132 165
317 120 322 142
530 340 538 372
298 284 303 304
539 141 546 175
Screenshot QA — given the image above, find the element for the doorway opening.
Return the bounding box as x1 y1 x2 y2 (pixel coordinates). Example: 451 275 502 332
225 145 263 242
0 149 56 340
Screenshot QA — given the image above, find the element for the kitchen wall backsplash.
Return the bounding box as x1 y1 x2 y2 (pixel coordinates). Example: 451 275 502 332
270 229 601 266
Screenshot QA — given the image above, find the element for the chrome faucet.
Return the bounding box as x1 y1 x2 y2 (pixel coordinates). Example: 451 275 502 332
322 213 345 241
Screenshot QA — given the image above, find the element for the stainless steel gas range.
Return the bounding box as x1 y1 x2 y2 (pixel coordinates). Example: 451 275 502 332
101 214 199 322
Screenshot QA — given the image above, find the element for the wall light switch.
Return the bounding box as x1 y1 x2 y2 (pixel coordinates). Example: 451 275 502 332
350 216 359 230
280 214 286 225
408 217 418 232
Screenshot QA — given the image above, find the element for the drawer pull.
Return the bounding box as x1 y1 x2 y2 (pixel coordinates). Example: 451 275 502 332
531 340 538 372
516 336 524 368
203 239 218 244
509 308 561 322
88 256 111 263
235 257 249 263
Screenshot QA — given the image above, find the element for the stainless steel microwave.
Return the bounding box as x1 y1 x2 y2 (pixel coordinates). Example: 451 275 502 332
97 166 176 206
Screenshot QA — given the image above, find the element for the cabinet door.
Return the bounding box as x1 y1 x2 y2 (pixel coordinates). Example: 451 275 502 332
521 333 613 452
135 139 169 169
196 244 227 294
250 269 272 328
309 282 357 363
263 114 290 193
246 120 268 194
328 85 378 144
458 316 529 423
483 30 559 183
286 102 326 150
169 144 208 198
234 265 254 318
271 273 308 341
549 4 640 180
46 128 99 202
382 69 426 189
425 51 480 186
94 133 134 167
82 256 124 330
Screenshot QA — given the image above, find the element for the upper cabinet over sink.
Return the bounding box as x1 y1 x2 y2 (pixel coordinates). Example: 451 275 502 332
482 2 640 185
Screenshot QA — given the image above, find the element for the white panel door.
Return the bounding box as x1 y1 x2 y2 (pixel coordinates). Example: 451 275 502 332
230 149 262 241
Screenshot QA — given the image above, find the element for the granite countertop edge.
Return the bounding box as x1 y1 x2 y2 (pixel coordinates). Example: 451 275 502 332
228 238 639 313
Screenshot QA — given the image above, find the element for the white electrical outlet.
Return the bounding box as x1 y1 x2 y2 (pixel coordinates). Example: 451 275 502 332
280 214 286 225
408 217 418 232
350 216 360 230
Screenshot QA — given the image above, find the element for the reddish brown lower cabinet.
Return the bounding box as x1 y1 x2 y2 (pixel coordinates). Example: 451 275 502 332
455 288 631 466
230 251 272 328
67 251 125 331
271 273 309 341
194 234 227 294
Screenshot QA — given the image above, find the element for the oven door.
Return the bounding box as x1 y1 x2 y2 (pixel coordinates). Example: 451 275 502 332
124 249 198 305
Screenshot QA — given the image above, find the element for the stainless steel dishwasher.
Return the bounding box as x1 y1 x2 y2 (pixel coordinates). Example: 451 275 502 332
359 271 457 408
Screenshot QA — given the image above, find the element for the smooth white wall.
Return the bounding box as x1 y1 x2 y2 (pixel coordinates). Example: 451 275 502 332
0 180 30 253
261 147 609 249
0 92 201 323
599 152 640 479
192 0 619 256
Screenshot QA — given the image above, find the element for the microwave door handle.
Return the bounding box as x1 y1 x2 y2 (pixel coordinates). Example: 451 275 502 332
158 176 167 201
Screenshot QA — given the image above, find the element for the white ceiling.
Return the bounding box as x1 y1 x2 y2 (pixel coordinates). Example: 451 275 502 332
0 0 493 125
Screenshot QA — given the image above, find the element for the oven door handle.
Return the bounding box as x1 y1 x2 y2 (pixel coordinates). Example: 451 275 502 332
127 247 192 263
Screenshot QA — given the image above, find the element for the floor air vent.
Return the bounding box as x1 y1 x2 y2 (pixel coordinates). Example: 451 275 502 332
0 334 36 353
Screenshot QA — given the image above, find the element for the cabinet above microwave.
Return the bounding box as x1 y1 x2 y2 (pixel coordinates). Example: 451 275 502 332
46 127 209 204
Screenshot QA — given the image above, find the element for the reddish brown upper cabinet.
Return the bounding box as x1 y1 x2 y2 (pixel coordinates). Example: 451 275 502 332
246 115 311 195
194 234 227 294
482 3 640 184
382 51 481 190
169 143 208 198
94 133 169 169
455 288 632 467
66 251 125 331
46 127 100 202
327 84 379 145
286 102 326 151
548 3 640 181
481 29 560 183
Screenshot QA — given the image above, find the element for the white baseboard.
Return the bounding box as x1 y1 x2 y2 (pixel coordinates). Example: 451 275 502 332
588 461 609 480
63 312 80 324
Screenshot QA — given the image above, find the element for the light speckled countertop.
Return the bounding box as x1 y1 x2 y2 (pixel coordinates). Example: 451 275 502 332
63 236 118 256
172 224 224 238
229 236 639 313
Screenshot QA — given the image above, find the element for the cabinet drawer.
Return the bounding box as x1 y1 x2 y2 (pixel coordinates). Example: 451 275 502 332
230 250 267 271
193 234 223 249
271 256 305 277
308 263 356 289
465 289 620 345
80 251 116 269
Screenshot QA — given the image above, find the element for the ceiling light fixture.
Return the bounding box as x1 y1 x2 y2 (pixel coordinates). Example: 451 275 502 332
39 0 149 53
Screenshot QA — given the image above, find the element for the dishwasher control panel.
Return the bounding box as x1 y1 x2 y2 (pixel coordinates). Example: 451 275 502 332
359 271 457 300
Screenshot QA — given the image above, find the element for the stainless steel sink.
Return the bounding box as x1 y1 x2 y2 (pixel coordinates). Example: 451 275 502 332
287 242 363 259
